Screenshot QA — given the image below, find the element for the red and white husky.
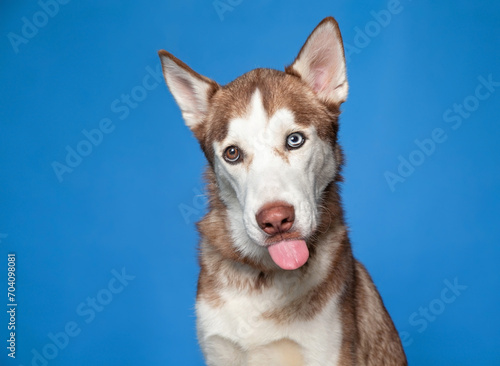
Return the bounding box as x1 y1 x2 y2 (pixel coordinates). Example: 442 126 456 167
159 17 407 366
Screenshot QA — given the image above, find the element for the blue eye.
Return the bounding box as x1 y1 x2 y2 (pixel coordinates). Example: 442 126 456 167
286 132 305 149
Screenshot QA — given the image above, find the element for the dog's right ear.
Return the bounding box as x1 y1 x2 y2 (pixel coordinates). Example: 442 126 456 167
158 50 219 130
286 17 348 106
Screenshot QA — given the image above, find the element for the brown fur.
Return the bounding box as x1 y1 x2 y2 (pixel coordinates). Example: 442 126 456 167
272 147 290 163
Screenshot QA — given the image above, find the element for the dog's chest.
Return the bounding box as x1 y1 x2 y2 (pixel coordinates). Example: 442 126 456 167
196 286 343 366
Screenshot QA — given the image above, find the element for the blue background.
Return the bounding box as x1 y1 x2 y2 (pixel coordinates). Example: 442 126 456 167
1 0 499 365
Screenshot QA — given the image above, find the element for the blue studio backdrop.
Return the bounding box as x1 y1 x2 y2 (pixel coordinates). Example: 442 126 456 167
1 1 499 365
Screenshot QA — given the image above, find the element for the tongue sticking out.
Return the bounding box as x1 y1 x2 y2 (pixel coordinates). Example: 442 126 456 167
267 240 309 270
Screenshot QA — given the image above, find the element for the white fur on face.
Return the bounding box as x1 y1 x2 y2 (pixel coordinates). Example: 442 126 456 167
213 89 337 262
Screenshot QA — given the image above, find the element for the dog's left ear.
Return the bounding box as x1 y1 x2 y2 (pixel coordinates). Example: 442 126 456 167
286 17 348 105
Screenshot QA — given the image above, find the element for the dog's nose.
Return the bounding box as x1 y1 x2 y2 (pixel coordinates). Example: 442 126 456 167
256 203 295 236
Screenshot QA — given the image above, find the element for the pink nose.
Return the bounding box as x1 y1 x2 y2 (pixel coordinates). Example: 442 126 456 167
255 203 295 236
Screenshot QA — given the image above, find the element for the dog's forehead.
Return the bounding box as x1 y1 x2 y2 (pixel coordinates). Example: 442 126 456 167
226 88 297 140
205 68 337 144
213 69 313 121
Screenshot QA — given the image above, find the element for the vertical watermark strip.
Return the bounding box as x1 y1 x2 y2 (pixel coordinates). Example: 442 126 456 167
7 253 16 359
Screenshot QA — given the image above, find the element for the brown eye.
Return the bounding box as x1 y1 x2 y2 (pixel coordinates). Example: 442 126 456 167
223 146 241 163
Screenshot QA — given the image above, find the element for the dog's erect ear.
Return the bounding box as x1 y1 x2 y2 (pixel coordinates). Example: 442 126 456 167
158 50 219 130
286 17 348 105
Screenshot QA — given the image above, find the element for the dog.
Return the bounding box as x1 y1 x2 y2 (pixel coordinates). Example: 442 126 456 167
158 16 407 366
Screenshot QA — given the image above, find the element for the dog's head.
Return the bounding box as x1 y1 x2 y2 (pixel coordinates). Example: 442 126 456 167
159 17 348 271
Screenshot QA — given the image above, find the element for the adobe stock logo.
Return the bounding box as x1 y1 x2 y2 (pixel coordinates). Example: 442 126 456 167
385 74 499 192
178 187 208 225
21 268 135 366
399 277 467 347
213 0 243 21
51 63 163 182
344 0 406 63
7 0 71 54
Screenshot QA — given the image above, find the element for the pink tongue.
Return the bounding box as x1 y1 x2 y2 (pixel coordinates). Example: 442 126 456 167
267 240 309 270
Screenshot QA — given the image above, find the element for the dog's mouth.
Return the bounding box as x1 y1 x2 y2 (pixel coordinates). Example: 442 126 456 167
265 232 309 270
